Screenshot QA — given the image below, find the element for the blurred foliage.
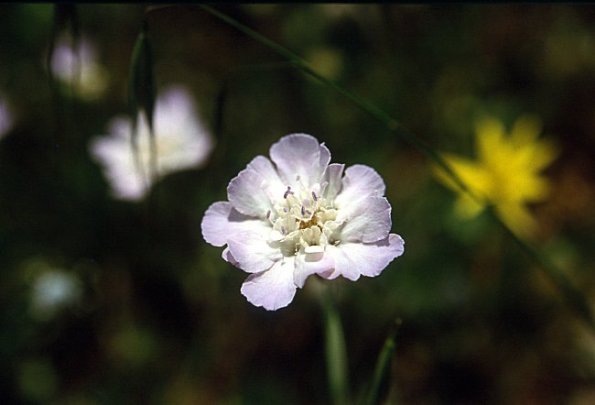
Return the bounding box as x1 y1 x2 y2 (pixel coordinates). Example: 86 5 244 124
1 4 595 404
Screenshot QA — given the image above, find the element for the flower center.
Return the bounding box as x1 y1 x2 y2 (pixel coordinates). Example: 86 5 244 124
267 180 341 257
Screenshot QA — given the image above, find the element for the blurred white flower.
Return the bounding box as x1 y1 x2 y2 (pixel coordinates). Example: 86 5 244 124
0 96 14 139
50 34 109 100
90 86 215 201
31 269 82 320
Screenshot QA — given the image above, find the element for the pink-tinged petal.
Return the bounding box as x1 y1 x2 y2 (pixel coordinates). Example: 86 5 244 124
334 164 386 209
269 133 327 186
227 167 272 217
294 249 335 288
227 231 282 273
319 143 332 170
323 163 344 200
201 202 267 247
326 234 404 281
240 258 297 311
339 196 392 243
221 247 239 267
247 155 286 201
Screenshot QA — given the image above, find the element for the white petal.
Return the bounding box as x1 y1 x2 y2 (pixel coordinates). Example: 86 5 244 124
227 167 273 216
240 258 297 310
227 231 282 273
339 196 392 243
334 164 386 209
154 86 214 172
247 155 286 201
89 128 147 201
221 247 239 267
269 133 328 187
319 143 332 170
294 251 335 288
326 234 404 281
323 163 344 201
201 201 267 247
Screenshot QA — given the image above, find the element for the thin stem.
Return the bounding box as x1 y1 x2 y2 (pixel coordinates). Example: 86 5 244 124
322 287 350 405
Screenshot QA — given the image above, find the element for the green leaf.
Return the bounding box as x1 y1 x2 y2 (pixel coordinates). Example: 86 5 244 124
365 319 402 405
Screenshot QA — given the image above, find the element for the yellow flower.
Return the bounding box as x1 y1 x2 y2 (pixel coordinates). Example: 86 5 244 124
433 115 558 238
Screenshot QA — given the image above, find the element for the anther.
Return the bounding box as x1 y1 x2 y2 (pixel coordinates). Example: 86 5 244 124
284 186 292 199
312 191 318 201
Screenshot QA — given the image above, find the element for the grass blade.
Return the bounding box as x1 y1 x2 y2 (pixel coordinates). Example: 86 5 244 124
365 319 401 405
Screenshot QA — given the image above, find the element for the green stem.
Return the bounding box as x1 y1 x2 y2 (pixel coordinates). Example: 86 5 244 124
322 287 350 405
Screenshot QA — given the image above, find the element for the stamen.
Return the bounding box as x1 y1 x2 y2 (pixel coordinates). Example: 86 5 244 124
284 186 292 199
266 210 271 220
301 206 306 217
312 191 318 201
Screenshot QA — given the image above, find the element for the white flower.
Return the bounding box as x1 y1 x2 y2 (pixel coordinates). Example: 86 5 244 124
89 85 215 201
31 269 82 320
201 134 404 310
50 34 109 100
0 96 14 139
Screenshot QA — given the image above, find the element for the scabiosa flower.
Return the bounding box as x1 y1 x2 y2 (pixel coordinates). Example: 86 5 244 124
201 134 404 310
90 85 215 201
50 34 109 100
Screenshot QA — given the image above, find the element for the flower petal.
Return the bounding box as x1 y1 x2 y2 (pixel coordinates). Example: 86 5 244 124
89 124 147 201
221 247 239 267
319 143 331 171
326 234 404 281
227 167 273 217
294 250 335 288
338 196 392 243
240 258 297 311
201 201 267 247
227 231 282 273
323 163 344 201
334 164 386 209
247 155 287 202
269 133 328 187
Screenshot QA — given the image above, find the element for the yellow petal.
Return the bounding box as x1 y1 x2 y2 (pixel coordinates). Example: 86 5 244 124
476 116 506 165
510 115 542 147
497 203 538 239
434 153 490 199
